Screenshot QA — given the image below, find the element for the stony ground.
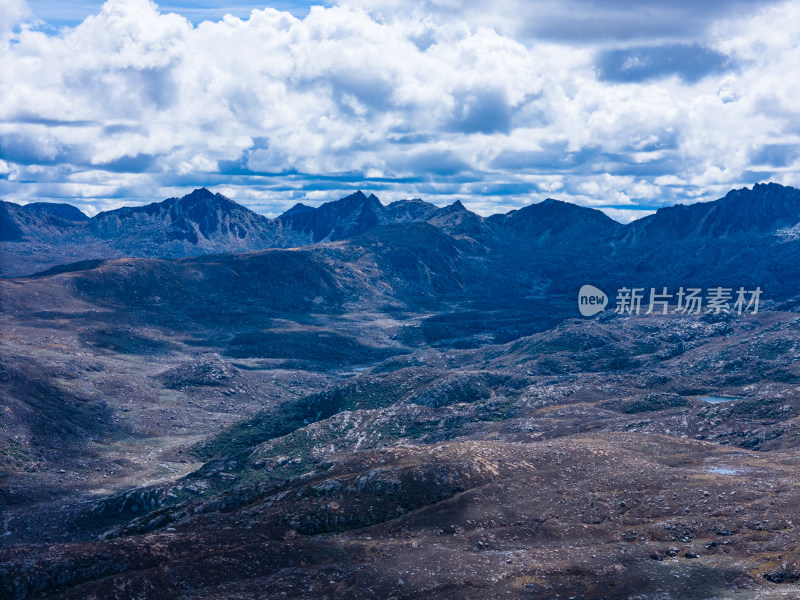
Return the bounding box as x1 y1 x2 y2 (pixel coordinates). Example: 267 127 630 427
2 262 800 599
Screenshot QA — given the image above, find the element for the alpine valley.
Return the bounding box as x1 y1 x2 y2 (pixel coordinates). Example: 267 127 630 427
2 183 800 599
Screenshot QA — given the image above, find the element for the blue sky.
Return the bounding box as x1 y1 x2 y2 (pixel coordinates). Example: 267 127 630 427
2 0 799 220
25 1 319 27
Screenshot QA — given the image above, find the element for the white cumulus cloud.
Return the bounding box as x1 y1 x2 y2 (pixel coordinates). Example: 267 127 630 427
0 0 798 217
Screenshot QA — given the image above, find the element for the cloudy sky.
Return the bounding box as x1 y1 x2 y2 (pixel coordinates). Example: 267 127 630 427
1 0 798 220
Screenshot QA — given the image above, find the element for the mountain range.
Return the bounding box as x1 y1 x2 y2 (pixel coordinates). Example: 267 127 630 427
2 183 800 314
2 183 800 269
0 189 444 276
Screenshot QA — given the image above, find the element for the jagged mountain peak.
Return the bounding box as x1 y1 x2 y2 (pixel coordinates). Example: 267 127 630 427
425 199 485 241
449 199 466 210
330 190 382 209
524 197 603 215
86 188 277 256
278 190 384 243
170 188 244 213
428 199 475 220
430 199 479 219
181 187 216 200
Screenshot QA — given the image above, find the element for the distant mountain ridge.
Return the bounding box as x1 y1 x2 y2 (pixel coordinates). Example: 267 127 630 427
1 200 88 243
2 183 800 285
0 188 449 275
0 188 446 271
22 202 89 222
622 183 800 241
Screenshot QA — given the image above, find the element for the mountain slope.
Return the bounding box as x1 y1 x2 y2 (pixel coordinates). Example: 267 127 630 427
276 190 383 244
89 188 282 257
490 198 622 244
602 183 800 299
426 200 488 243
0 201 88 243
21 202 89 222
382 198 439 223
622 182 800 241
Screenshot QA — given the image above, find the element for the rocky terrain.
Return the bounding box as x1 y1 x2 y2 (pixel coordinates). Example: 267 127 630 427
1 183 800 599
